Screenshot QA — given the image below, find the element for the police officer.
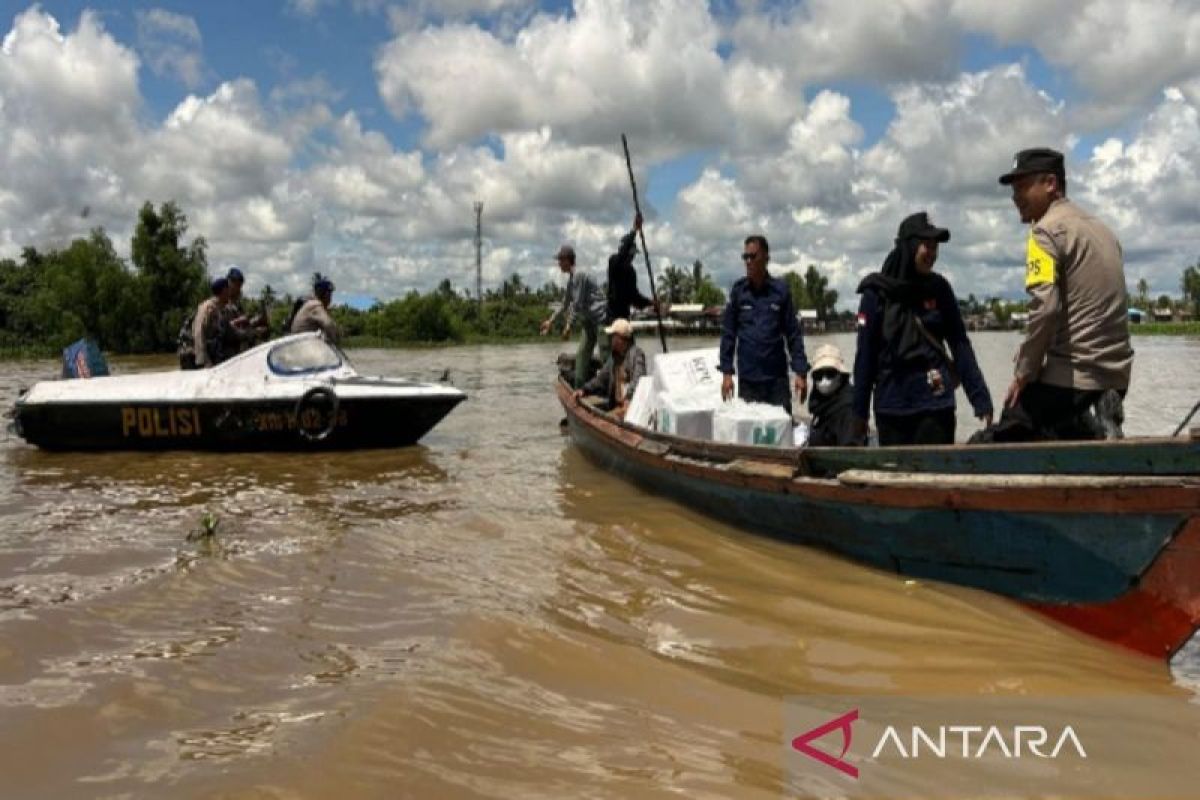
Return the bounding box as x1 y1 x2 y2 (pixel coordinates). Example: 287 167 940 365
719 235 809 414
291 275 340 342
221 267 267 356
994 148 1133 441
192 277 232 368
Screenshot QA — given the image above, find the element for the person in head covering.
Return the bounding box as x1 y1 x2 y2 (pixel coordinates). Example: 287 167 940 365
290 273 340 342
988 147 1132 441
806 344 865 447
572 318 647 419
540 243 608 388
852 212 993 446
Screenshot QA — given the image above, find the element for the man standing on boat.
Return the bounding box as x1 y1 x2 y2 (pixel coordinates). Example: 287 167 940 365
192 276 232 368
994 148 1133 441
719 235 810 415
291 275 340 343
541 243 608 388
605 213 659 324
221 267 268 356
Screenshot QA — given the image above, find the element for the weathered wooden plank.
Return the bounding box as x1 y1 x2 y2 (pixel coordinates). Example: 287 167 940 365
837 470 1197 491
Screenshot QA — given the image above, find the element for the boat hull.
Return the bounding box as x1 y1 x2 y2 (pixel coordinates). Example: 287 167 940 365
14 394 464 451
557 380 1200 658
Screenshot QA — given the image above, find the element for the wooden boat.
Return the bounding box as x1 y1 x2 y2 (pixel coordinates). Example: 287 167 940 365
556 378 1200 660
11 333 465 451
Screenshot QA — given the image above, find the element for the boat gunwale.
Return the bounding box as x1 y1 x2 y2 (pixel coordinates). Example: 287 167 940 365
556 378 1200 514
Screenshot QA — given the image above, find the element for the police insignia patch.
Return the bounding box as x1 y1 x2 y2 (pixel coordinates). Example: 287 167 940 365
1025 231 1057 288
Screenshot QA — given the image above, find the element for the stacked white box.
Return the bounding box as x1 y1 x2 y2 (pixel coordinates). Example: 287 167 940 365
651 348 723 401
625 377 654 429
713 399 794 447
657 391 716 440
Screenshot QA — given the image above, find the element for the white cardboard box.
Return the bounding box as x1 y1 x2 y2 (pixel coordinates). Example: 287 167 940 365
657 390 716 440
625 377 654 429
713 399 794 447
651 348 724 401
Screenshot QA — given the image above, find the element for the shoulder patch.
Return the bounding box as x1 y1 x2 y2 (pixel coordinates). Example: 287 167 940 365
856 312 867 328
1025 230 1057 288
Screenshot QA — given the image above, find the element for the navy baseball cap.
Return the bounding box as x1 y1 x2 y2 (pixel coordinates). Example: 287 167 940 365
210 276 229 294
226 267 244 282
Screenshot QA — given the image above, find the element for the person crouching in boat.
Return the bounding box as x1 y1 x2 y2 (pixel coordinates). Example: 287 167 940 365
807 344 866 447
852 212 994 446
572 318 646 419
990 148 1132 441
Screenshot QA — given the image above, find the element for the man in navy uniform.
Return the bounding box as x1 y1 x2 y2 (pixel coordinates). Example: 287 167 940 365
719 235 810 414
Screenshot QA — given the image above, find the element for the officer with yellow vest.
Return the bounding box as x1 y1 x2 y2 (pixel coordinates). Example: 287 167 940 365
994 147 1133 441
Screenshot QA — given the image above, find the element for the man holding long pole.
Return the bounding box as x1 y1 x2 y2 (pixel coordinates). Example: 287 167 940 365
621 134 669 353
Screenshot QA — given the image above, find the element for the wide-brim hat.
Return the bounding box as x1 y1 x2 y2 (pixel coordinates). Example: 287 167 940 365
810 343 848 374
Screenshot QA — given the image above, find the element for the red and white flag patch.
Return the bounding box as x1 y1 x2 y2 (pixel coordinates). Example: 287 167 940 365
856 312 867 327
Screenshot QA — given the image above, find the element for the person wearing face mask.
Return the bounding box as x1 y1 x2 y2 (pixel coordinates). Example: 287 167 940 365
852 212 993 446
806 344 866 447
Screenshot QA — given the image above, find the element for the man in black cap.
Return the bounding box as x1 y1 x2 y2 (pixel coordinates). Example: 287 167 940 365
220 266 268 356
992 147 1133 441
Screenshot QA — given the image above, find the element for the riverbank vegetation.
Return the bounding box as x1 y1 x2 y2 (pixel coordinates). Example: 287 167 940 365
5 202 1200 360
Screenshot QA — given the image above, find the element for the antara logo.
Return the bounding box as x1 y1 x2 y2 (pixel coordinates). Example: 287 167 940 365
791 709 859 779
791 710 1088 780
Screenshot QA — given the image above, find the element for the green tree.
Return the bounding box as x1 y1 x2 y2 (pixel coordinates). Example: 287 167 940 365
131 201 207 350
658 264 693 304
782 271 808 311
1135 277 1150 311
803 265 838 322
1183 264 1200 317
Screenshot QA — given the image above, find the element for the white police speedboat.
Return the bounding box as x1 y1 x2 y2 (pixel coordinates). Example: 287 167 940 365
12 333 465 451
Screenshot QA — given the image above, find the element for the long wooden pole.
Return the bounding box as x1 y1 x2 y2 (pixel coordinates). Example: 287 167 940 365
620 134 668 354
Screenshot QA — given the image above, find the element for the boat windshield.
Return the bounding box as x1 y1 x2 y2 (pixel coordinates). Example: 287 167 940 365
267 336 343 375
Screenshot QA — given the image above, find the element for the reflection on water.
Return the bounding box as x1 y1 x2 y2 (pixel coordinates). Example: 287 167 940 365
0 335 1198 797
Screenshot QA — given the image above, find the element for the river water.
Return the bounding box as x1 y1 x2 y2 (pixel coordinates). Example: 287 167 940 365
2 331 1200 798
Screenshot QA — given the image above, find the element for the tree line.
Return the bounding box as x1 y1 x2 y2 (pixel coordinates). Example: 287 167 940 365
8 199 1200 357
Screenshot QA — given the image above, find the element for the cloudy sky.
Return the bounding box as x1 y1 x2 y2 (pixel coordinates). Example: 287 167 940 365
3 1 1200 308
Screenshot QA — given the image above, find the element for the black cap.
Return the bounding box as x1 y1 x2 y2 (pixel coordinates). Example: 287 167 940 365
226 267 244 282
998 147 1065 185
314 277 335 294
897 212 950 243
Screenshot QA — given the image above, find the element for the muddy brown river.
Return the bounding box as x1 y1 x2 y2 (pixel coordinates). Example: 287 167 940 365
2 332 1200 798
